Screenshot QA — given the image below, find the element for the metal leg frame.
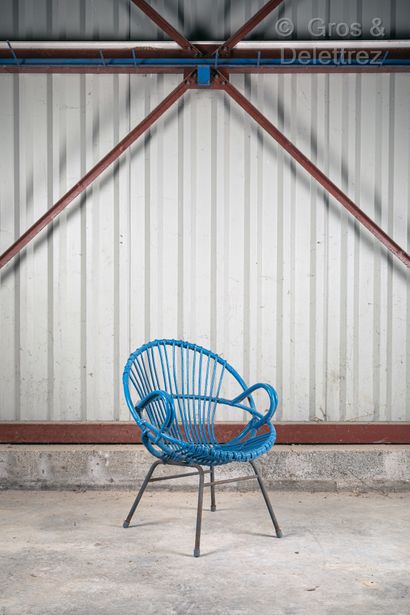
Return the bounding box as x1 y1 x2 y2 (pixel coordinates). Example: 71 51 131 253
194 465 205 557
123 459 282 556
122 460 163 528
210 466 216 512
249 460 283 538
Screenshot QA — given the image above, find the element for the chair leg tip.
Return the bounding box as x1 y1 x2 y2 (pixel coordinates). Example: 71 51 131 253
211 505 216 512
276 529 283 538
193 548 201 558
123 521 130 528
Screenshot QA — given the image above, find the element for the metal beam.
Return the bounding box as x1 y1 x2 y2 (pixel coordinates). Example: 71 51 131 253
1 421 410 444
0 74 192 270
1 67 409 270
216 0 285 56
2 40 410 73
221 75 410 268
130 0 201 56
2 64 410 75
2 40 410 52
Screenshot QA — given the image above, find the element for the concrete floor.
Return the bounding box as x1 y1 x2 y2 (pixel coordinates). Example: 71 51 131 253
1 490 409 615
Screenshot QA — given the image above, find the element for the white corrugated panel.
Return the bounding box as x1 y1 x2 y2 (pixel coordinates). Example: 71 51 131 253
1 0 410 40
0 70 409 423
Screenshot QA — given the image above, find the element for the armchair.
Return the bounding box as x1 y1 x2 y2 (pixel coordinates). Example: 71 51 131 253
122 339 282 556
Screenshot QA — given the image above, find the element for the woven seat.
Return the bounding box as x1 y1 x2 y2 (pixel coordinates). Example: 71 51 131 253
153 427 276 466
122 339 282 556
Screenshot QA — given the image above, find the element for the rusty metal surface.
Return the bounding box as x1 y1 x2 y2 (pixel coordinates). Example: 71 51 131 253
1 422 410 444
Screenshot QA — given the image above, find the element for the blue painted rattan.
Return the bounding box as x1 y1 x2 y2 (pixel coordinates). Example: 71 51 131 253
123 339 279 466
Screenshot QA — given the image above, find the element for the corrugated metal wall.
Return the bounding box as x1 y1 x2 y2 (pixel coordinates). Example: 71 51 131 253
1 0 410 40
0 0 409 423
1 72 409 423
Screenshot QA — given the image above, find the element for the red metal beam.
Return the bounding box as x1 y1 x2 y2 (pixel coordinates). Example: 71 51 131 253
0 74 193 270
0 66 188 74
221 76 410 268
216 0 285 56
2 42 410 73
1 421 409 444
1 44 409 60
130 0 201 56
2 65 410 75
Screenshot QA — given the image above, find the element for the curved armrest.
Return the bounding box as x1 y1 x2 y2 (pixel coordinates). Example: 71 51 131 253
136 390 176 444
231 383 278 430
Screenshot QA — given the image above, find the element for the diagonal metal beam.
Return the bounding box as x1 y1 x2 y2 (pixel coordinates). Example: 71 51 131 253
130 0 201 56
2 67 408 270
0 74 193 270
216 0 285 56
220 75 410 268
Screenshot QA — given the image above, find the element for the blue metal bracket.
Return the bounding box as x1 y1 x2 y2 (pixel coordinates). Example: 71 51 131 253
197 65 211 86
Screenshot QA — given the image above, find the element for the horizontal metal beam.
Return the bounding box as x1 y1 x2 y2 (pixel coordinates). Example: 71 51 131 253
2 41 410 73
0 74 192 269
1 422 410 444
2 65 410 75
2 58 410 66
3 40 410 51
222 76 410 268
2 42 410 60
2 44 409 73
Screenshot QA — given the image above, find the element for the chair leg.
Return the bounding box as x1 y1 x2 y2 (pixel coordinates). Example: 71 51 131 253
193 465 205 557
210 466 216 512
123 460 162 528
249 460 283 538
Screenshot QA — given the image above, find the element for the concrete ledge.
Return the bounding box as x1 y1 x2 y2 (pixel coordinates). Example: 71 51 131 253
1 444 409 491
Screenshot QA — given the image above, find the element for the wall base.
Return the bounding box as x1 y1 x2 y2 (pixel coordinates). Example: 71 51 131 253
1 444 409 492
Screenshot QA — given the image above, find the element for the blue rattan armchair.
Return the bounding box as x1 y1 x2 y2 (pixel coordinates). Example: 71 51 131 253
122 339 282 556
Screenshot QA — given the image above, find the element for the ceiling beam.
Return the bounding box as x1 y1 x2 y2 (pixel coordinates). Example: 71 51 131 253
130 0 201 56
216 0 285 56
